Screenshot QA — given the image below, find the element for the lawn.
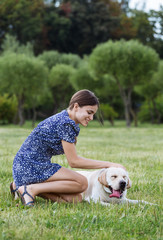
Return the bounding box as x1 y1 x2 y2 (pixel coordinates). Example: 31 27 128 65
0 121 162 240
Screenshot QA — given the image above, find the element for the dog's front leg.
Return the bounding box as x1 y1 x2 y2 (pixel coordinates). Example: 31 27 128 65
99 201 111 206
124 199 156 205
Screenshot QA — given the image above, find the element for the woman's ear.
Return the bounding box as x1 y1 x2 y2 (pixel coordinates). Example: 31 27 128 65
74 103 79 111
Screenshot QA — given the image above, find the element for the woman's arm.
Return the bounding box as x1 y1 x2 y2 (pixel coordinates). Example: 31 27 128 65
62 140 125 170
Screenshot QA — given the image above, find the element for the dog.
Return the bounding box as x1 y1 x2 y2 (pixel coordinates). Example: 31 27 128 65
77 167 154 206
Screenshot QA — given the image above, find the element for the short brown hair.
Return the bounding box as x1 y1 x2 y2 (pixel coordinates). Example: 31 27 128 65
68 89 99 110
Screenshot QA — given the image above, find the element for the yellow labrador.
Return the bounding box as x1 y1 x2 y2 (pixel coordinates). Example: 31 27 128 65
77 167 154 206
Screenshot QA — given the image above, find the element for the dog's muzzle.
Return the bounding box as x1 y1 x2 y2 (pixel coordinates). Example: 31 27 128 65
105 181 126 199
119 181 126 191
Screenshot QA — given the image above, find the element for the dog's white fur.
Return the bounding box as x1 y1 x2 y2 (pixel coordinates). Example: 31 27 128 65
77 167 154 206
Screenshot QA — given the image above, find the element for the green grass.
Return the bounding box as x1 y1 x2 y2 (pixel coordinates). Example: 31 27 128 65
0 121 162 240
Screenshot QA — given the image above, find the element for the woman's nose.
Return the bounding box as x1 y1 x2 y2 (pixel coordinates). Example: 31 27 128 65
90 115 93 120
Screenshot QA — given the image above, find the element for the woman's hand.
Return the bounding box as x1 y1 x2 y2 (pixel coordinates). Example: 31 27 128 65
108 162 126 170
62 140 126 170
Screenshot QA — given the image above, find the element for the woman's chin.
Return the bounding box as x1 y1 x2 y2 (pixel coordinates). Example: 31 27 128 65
81 122 89 127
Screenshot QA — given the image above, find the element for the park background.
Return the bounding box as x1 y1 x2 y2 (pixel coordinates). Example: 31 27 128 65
0 0 163 127
0 1 162 240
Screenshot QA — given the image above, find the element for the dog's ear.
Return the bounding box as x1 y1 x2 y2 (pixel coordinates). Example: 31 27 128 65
127 177 132 189
98 170 108 187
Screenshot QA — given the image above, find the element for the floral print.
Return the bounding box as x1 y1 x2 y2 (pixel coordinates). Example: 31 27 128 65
13 110 80 188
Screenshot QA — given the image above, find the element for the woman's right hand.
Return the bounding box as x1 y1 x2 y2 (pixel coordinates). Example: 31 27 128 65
108 162 126 170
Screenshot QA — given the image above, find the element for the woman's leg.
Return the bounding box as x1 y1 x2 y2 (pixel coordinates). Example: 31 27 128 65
18 167 88 204
38 192 83 203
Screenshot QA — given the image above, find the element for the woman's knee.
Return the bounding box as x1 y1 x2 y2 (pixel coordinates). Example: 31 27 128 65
77 175 88 192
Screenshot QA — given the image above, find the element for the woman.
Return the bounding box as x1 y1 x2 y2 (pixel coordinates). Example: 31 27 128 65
11 89 125 206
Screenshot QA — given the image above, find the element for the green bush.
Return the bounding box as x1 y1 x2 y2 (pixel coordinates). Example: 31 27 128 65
38 51 82 70
49 64 75 110
60 53 82 68
138 102 152 123
138 95 163 123
38 50 61 69
0 95 17 124
100 103 118 125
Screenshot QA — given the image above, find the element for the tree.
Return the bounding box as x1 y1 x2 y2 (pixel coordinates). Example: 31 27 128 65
0 94 17 124
49 64 75 112
100 103 118 126
56 0 121 55
69 60 100 91
136 61 163 123
0 53 48 125
89 39 159 127
1 34 34 56
38 50 62 69
130 10 155 45
0 0 44 54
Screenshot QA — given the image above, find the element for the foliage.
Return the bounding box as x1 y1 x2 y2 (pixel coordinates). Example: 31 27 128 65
0 94 17 124
70 61 100 92
138 94 163 124
1 34 34 56
61 0 120 55
60 53 82 68
0 0 44 54
0 0 162 57
130 10 155 44
0 53 49 125
136 61 163 123
138 102 154 123
38 50 62 69
49 64 75 111
100 103 118 126
41 6 71 53
38 51 82 70
89 39 159 127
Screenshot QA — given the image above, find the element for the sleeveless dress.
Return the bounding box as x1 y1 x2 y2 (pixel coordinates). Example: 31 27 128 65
13 110 80 188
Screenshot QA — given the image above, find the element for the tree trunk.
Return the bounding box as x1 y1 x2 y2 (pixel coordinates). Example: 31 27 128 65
128 88 138 127
116 82 131 127
32 106 37 128
18 96 25 126
147 100 154 124
152 99 161 124
124 99 131 127
130 108 138 127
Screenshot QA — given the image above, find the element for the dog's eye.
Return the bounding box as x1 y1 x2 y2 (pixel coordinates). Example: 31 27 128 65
111 175 117 178
123 176 127 179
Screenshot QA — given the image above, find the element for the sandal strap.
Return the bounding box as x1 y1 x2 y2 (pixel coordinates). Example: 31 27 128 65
11 188 17 193
10 182 18 192
22 185 34 202
26 201 34 206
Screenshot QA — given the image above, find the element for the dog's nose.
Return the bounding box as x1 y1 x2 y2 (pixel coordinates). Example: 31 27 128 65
119 181 126 191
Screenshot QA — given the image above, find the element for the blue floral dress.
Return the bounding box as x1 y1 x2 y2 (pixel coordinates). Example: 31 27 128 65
13 110 80 188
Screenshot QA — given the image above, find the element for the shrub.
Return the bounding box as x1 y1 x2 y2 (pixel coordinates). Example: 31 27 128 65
0 94 17 124
138 95 163 124
100 103 118 126
38 51 61 69
138 102 152 123
60 53 82 68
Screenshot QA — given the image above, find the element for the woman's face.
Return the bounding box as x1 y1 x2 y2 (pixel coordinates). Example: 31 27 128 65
74 104 98 126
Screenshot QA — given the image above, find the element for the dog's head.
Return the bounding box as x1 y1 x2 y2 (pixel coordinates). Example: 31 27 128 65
98 167 131 199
